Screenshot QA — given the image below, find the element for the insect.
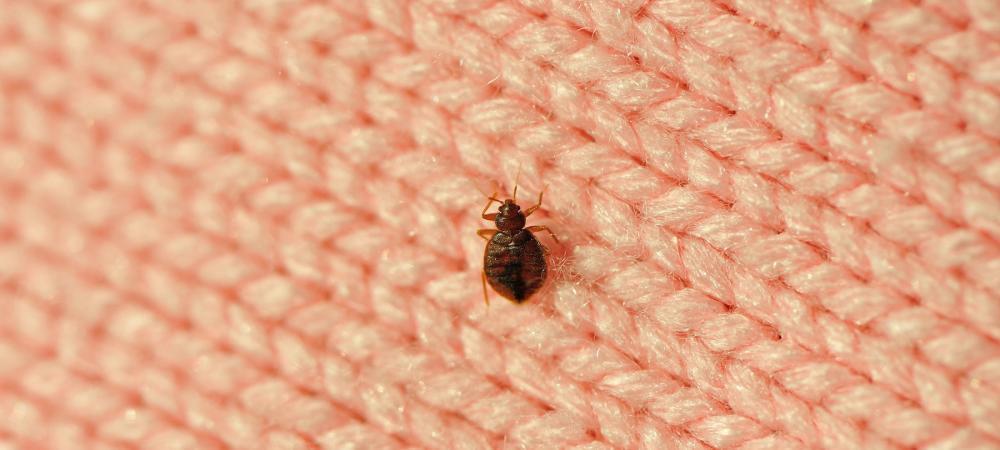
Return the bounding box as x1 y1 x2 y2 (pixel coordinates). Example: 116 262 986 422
477 186 558 305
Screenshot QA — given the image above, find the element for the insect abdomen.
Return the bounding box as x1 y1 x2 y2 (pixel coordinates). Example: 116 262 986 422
484 231 547 302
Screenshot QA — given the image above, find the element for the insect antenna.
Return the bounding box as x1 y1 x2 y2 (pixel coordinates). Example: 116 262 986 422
512 163 522 202
474 181 504 205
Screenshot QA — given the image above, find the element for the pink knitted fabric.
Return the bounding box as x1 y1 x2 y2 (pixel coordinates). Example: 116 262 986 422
2 0 1000 449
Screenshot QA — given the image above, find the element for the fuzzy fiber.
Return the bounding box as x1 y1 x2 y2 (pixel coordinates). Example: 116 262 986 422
2 1 1000 449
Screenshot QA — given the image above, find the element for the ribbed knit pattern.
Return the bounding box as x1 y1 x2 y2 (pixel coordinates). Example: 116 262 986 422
1 1 999 449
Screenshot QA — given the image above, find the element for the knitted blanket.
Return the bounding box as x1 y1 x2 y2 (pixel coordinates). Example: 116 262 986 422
2 1 999 449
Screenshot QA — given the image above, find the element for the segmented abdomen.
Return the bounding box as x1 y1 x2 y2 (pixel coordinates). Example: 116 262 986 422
484 231 547 302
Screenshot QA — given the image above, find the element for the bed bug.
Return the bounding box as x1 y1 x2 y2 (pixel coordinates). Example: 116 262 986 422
477 186 558 305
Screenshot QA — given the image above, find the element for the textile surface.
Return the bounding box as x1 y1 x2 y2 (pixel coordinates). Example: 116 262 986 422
2 1 1000 449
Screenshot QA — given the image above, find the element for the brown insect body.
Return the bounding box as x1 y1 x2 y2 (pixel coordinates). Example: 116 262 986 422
478 192 558 305
485 202 547 302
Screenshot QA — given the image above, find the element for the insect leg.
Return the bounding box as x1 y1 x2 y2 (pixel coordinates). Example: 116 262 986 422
477 229 498 240
523 190 545 216
481 271 490 307
526 225 559 244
